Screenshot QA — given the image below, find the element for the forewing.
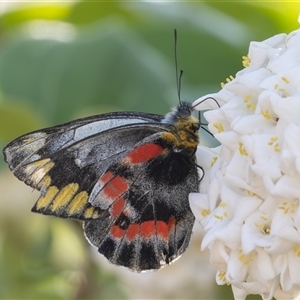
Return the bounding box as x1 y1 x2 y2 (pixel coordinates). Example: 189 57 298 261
3 111 162 178
3 117 167 220
83 133 198 271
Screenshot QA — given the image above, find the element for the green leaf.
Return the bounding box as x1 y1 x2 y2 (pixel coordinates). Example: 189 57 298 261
0 23 174 125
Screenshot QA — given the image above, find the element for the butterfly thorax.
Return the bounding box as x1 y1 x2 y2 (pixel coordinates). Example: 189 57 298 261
161 102 199 157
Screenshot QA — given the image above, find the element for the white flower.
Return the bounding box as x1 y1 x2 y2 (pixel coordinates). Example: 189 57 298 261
191 23 300 300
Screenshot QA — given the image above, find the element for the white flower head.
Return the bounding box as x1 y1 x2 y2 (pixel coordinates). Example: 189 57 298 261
191 24 300 300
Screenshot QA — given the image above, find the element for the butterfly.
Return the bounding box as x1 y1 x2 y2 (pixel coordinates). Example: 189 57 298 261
3 98 201 272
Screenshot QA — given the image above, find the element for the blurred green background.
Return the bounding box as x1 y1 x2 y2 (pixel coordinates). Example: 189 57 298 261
0 2 299 299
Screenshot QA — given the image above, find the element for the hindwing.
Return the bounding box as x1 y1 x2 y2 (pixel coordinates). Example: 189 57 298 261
83 133 198 271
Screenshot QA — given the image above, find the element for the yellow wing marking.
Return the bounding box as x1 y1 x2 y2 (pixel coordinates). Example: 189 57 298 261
25 159 55 185
34 182 100 219
50 183 79 212
25 159 53 173
39 161 54 174
32 158 52 168
83 206 100 219
68 191 89 215
36 186 59 210
39 175 52 188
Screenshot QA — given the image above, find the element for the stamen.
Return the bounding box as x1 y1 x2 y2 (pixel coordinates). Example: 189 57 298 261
221 75 235 87
214 214 223 220
239 143 248 156
293 245 300 257
255 222 270 235
268 137 280 152
218 271 227 283
242 55 250 67
261 110 272 119
281 76 290 84
278 201 295 214
239 251 253 265
201 209 211 217
213 122 224 133
243 95 251 102
246 102 256 110
211 156 218 166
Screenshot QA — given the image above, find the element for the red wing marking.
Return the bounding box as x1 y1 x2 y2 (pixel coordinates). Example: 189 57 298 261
140 220 156 238
99 171 114 184
122 143 165 164
102 176 129 199
126 220 172 241
110 197 126 218
168 216 176 231
126 224 139 241
110 225 125 239
156 221 168 241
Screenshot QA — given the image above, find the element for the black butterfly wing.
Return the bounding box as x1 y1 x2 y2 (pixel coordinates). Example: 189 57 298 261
83 133 198 271
3 113 164 220
3 112 198 271
3 111 163 182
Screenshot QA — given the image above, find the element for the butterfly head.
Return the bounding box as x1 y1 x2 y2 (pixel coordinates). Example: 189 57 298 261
161 101 195 124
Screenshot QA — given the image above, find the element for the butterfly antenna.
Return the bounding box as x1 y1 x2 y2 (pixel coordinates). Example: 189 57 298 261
201 123 215 137
193 96 220 137
192 96 220 110
174 29 183 104
197 108 216 138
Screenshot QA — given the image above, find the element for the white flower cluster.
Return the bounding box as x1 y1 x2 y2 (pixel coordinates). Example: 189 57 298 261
191 25 300 300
